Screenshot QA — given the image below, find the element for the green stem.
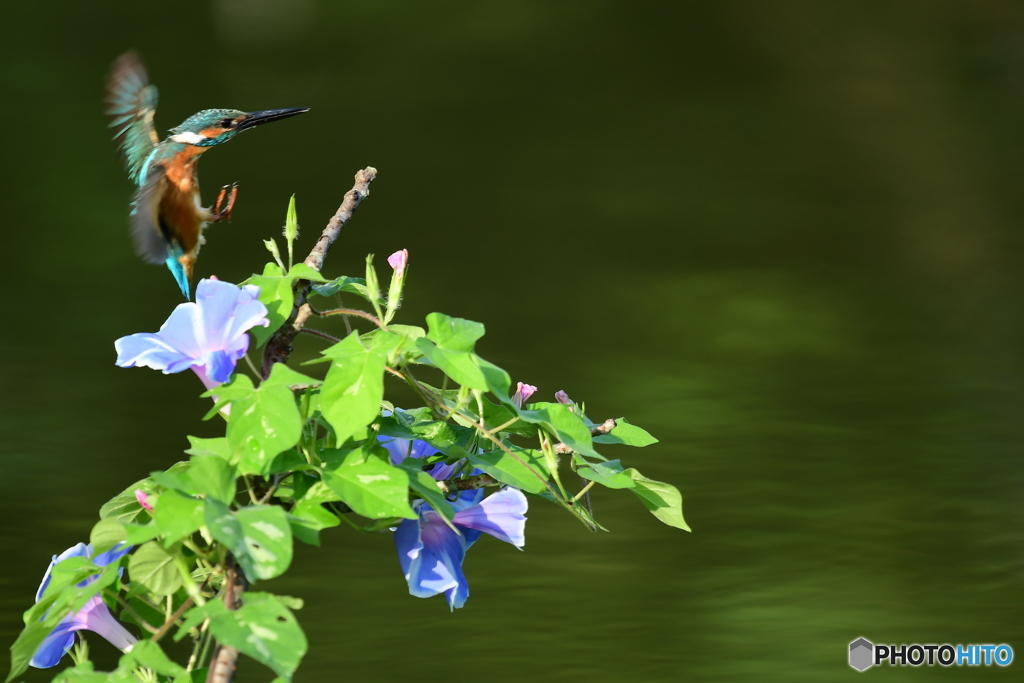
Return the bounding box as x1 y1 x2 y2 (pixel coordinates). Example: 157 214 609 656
573 480 596 503
316 307 385 329
175 555 206 607
104 589 159 634
411 378 571 509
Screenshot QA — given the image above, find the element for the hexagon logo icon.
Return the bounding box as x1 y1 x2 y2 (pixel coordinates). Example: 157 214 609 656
850 638 874 671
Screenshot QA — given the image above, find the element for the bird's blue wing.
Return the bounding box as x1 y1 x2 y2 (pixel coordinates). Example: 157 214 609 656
105 51 159 186
130 164 170 264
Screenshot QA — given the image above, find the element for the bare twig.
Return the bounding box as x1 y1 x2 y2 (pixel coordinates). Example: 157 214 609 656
554 419 617 454
150 577 210 643
262 167 378 376
205 559 246 683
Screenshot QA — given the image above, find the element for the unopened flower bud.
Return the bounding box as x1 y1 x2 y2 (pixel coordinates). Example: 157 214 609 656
512 382 538 408
387 249 409 276
134 490 154 513
385 249 409 324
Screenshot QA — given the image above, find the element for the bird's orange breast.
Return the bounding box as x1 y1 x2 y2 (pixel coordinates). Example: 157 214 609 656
159 146 208 254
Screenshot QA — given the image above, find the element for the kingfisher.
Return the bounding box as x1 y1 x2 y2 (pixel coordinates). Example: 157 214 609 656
105 51 309 298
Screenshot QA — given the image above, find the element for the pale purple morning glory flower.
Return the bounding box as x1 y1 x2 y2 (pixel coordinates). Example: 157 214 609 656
554 390 573 405
114 278 269 390
512 382 537 408
31 543 136 669
382 434 528 610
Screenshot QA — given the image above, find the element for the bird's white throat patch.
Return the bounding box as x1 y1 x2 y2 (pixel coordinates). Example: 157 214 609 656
169 131 206 145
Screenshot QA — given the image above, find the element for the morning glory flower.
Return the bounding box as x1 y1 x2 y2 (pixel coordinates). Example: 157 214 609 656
31 543 136 669
395 487 527 610
512 382 537 408
114 278 268 389
382 434 528 610
378 435 460 480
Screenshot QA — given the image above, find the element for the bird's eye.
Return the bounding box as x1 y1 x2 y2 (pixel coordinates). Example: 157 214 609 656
221 118 236 128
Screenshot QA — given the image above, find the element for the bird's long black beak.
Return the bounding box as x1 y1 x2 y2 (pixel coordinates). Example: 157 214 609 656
238 107 310 130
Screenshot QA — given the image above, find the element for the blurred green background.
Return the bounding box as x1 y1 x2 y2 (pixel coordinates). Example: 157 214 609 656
2 1 1023 680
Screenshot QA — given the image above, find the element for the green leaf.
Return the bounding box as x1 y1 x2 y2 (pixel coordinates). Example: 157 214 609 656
204 500 294 581
394 459 455 522
185 455 237 504
319 332 387 445
425 312 485 352
153 490 205 545
518 403 603 459
319 448 416 519
261 363 321 389
477 357 511 399
626 471 690 531
128 541 182 596
185 436 231 460
220 374 303 476
123 521 161 545
244 263 329 347
268 449 310 475
576 459 635 489
120 595 164 632
245 262 291 346
476 399 535 437
118 640 187 678
592 418 659 447
287 263 327 282
387 324 425 341
51 662 133 683
204 593 307 680
468 447 550 494
90 518 127 554
99 479 154 523
288 500 340 546
310 275 372 300
414 340 490 391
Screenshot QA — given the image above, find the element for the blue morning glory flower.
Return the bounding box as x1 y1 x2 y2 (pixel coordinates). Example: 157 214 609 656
31 543 136 669
382 435 528 610
114 278 269 389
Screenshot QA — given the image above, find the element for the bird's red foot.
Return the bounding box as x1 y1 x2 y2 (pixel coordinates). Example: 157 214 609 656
212 182 239 223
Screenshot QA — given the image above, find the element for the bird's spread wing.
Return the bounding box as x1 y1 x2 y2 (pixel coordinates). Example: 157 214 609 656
130 164 170 264
105 51 159 186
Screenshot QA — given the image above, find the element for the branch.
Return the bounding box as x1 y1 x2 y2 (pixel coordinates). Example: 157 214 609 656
554 419 617 455
438 473 500 493
205 559 246 683
262 167 378 376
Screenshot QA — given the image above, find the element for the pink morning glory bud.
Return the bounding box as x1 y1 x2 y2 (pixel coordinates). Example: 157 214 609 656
385 250 410 324
554 390 573 404
512 382 538 408
134 490 154 513
387 249 409 276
